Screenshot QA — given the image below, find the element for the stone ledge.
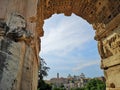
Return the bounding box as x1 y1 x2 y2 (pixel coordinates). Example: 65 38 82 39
95 14 120 40
101 53 120 69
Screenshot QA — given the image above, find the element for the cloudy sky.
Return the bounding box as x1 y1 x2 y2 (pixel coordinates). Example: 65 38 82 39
40 13 103 80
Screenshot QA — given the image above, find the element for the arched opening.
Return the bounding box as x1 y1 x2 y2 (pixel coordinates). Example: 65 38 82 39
40 13 104 80
37 1 120 89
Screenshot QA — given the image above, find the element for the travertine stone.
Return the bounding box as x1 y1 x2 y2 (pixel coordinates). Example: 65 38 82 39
104 64 120 89
0 11 38 90
98 27 120 59
20 45 38 90
100 26 120 89
0 38 26 90
101 53 120 69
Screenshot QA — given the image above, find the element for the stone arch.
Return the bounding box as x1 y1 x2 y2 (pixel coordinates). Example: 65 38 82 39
37 0 120 38
36 0 120 90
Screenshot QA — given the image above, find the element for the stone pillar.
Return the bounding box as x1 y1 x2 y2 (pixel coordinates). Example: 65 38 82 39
96 15 120 90
0 38 26 90
0 0 39 90
101 28 120 90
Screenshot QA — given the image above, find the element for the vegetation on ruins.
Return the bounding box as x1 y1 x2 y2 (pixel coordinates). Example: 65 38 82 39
38 58 51 90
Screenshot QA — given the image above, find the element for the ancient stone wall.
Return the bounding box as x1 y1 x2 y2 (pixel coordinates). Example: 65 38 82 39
0 0 39 90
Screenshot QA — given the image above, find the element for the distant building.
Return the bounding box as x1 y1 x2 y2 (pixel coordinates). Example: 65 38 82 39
50 77 68 88
80 73 85 78
67 74 72 79
45 73 105 90
49 73 90 90
57 73 59 79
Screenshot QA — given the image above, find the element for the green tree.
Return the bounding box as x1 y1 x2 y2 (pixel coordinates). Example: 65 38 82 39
38 79 52 90
39 58 50 79
38 57 51 90
85 79 106 90
52 84 66 90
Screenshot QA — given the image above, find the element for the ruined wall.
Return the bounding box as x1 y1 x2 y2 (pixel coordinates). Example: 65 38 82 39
0 0 39 90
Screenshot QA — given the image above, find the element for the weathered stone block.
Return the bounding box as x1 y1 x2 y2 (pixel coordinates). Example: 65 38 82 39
0 38 26 90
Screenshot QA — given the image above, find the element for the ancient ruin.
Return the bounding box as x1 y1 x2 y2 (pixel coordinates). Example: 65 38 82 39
0 0 120 90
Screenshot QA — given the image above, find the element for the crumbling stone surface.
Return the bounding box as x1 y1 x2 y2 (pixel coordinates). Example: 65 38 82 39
0 0 39 90
98 26 120 59
0 38 26 90
36 0 120 38
0 12 37 90
0 13 33 43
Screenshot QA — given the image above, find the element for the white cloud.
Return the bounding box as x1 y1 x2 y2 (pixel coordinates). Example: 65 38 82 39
40 14 103 80
41 14 95 56
72 60 100 72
